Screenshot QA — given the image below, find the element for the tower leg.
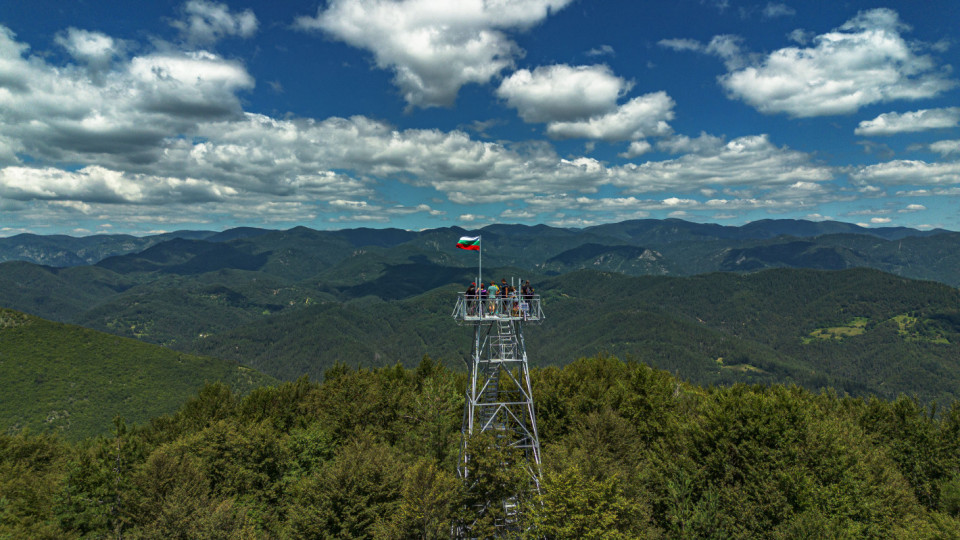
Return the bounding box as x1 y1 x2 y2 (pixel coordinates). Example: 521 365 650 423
456 318 541 537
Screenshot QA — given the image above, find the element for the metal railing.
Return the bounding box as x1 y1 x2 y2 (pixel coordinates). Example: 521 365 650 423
452 293 544 323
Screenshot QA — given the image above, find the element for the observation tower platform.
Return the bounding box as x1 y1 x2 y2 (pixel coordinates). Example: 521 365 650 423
451 293 544 323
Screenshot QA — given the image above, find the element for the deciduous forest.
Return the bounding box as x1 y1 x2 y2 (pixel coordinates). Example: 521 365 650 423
3 357 959 538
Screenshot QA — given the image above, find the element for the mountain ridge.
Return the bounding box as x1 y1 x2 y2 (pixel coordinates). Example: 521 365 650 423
0 307 276 440
2 217 951 267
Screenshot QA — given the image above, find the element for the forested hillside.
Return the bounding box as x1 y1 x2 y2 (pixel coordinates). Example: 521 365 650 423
0 308 276 440
0 230 217 266
4 230 960 404
182 267 960 406
2 357 958 538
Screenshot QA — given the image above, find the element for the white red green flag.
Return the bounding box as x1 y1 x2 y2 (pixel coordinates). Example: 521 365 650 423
456 236 481 251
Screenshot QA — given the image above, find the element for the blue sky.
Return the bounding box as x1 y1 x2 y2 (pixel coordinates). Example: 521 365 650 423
0 0 958 235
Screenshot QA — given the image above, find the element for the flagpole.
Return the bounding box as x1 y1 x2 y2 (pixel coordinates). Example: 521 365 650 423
478 235 482 289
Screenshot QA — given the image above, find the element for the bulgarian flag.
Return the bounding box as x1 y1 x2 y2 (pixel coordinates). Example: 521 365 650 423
456 235 481 251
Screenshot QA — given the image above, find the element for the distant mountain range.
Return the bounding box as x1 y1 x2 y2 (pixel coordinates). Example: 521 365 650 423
2 218 960 409
0 230 220 267
1 218 957 284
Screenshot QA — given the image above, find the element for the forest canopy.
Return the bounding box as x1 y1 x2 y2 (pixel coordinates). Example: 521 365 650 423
2 356 959 538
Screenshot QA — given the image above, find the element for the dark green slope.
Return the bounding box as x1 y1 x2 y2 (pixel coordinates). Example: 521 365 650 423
330 226 418 247
0 262 134 321
235 226 358 280
818 232 960 286
736 218 946 240
0 308 276 440
585 217 942 243
585 218 749 243
96 238 267 274
75 270 332 347
576 220 960 284
94 228 360 282
716 240 856 271
706 232 960 286
528 305 799 384
190 286 474 381
313 245 464 287
534 268 960 403
188 267 960 405
0 230 216 266
206 226 272 242
541 243 674 275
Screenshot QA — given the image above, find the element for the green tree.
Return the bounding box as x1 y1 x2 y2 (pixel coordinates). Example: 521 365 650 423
530 463 656 539
457 431 535 538
0 433 65 539
285 433 403 539
376 458 462 539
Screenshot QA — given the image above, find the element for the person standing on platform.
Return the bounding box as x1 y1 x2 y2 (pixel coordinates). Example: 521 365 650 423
520 280 534 319
500 278 509 314
479 283 487 317
509 286 519 317
521 280 534 301
487 280 500 315
465 282 477 315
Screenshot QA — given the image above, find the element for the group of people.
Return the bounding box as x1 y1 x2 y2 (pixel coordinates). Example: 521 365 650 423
464 278 535 318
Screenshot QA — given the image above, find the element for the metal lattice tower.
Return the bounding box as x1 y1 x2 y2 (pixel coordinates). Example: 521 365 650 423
452 285 544 537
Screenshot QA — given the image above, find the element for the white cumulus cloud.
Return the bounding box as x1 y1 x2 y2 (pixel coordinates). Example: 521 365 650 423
610 133 834 192
55 28 121 73
762 3 796 19
852 160 960 185
619 140 653 158
719 8 956 117
930 140 960 157
0 27 254 167
172 0 259 45
658 38 702 52
545 92 675 142
297 0 574 109
0 165 235 204
497 64 630 123
856 107 960 136
659 35 751 70
497 64 674 141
